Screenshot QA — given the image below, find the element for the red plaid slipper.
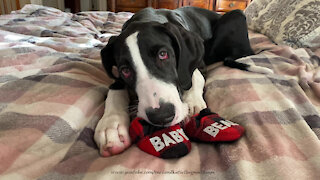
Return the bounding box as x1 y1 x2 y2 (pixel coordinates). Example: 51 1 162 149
183 108 245 142
129 117 191 159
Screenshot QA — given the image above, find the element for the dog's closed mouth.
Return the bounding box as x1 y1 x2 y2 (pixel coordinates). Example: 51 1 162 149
148 115 176 127
164 115 175 122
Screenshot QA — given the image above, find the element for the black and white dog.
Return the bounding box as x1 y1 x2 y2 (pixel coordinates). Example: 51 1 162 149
94 7 272 157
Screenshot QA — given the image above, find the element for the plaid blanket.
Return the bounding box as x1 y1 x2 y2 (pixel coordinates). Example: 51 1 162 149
0 5 319 180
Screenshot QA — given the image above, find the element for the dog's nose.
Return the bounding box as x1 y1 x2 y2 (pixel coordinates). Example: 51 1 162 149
145 102 175 125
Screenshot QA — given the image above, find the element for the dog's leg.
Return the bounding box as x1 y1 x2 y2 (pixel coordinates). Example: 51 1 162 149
183 69 207 115
94 89 131 157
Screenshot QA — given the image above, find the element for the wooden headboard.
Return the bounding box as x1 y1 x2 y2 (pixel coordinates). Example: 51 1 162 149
0 0 22 15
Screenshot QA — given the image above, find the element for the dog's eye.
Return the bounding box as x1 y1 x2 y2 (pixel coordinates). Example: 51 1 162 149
158 51 168 60
121 67 131 78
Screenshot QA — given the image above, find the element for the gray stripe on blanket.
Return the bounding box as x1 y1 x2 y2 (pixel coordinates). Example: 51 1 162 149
0 112 77 143
37 75 94 88
207 77 294 89
0 112 58 131
23 74 47 82
251 57 272 64
233 108 317 125
13 47 36 54
0 79 37 102
77 127 97 149
303 115 320 129
46 118 78 143
0 75 19 83
0 103 7 112
39 172 84 180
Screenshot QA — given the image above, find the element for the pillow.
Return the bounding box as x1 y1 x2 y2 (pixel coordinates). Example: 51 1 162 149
244 0 320 48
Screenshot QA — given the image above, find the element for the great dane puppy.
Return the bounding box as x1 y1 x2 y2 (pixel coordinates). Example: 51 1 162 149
95 7 271 156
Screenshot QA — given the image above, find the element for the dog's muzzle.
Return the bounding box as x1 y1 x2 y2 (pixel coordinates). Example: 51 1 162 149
145 102 175 126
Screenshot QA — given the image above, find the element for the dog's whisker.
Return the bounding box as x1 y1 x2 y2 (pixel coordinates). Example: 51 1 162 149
128 105 138 110
129 110 138 115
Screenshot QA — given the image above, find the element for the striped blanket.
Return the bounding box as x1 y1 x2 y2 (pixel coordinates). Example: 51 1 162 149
0 5 319 180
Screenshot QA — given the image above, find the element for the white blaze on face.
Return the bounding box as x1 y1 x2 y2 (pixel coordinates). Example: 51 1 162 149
125 31 188 126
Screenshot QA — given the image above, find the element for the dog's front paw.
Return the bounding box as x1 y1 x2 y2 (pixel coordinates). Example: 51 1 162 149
183 93 207 116
94 114 131 157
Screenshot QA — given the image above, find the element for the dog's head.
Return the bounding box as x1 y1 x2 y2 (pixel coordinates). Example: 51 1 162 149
101 22 204 126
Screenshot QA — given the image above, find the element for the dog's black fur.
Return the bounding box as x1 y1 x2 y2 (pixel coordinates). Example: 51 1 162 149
101 7 253 92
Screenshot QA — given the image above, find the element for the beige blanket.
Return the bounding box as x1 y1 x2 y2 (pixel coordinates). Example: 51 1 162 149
0 5 319 180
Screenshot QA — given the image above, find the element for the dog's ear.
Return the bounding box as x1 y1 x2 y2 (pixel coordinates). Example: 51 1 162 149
101 36 119 79
162 23 204 90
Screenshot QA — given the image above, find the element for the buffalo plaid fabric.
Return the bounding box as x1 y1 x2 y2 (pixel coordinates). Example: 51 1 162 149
184 108 245 142
129 117 191 159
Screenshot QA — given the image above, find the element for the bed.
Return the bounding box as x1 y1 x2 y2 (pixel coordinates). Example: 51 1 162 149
0 3 320 180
